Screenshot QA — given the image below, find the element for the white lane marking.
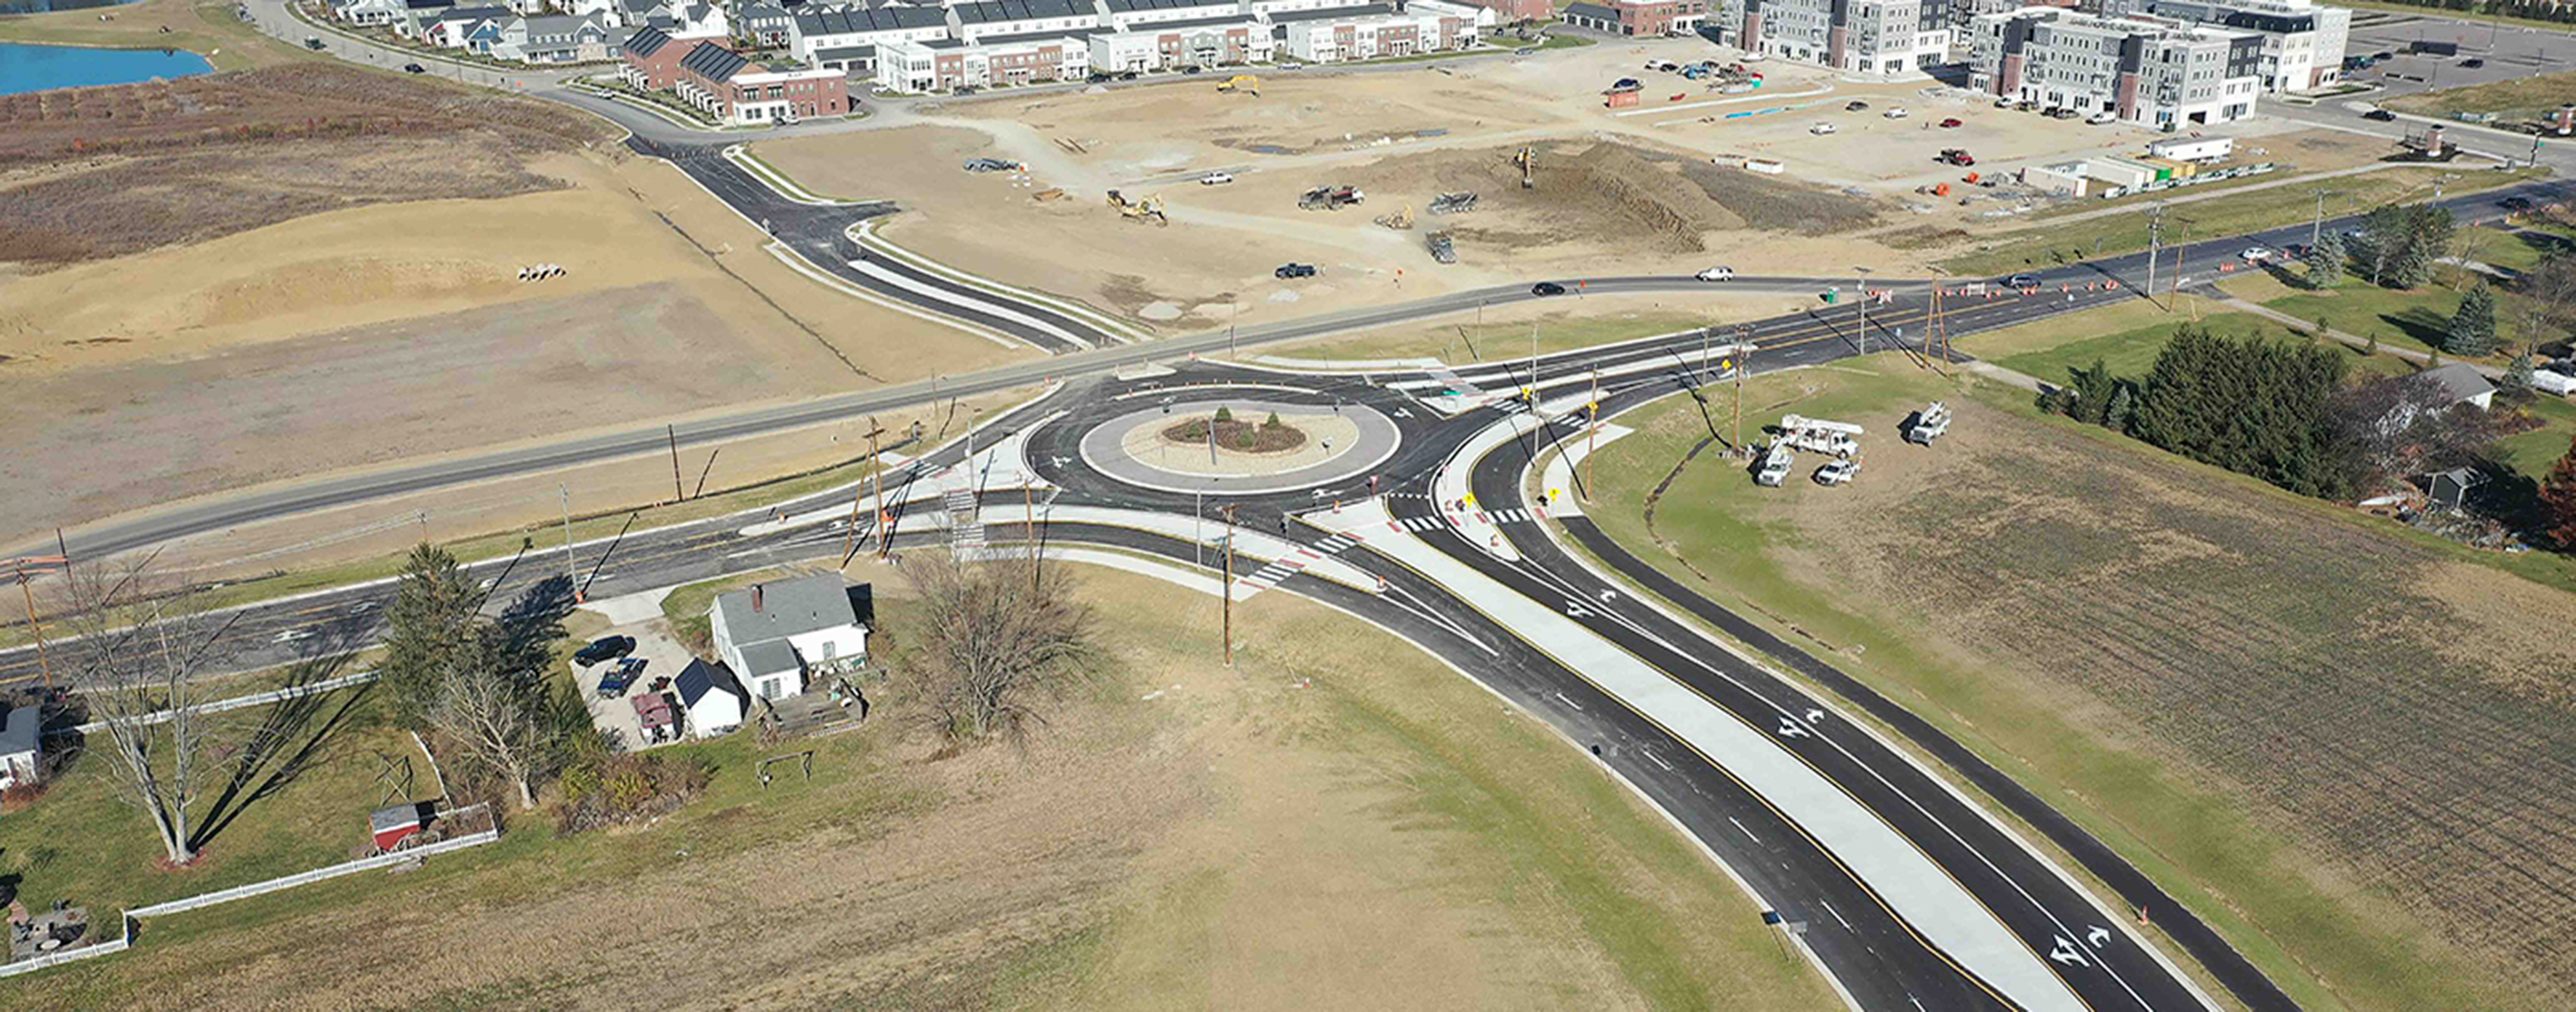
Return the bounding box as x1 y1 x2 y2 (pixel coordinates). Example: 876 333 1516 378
849 259 1095 351
1554 690 1585 712
1730 816 1764 844
1642 747 1674 771
1821 899 1856 933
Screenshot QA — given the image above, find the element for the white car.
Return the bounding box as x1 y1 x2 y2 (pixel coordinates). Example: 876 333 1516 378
272 628 316 644
1883 107 1909 119
1810 121 1837 135
1814 459 1861 486
1200 172 1235 185
1279 61 1305 70
2086 110 2117 124
1695 265 1736 282
2241 246 2275 261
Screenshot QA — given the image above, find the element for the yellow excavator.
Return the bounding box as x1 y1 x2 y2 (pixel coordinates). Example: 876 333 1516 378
1216 74 1260 97
1106 189 1169 226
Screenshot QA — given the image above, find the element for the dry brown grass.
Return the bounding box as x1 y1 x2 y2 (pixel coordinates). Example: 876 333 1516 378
0 63 613 264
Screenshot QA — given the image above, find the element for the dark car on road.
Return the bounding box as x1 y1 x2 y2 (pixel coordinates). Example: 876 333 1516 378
2004 273 2040 289
1531 282 1567 296
404 63 426 74
2503 196 2536 212
1845 99 1869 111
2362 109 2397 121
2460 57 2485 68
1275 262 1317 278
574 635 637 667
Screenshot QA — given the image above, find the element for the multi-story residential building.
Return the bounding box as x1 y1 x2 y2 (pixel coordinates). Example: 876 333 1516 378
1970 6 2264 127
1273 3 1478 62
877 31 1093 90
489 13 613 63
618 24 701 88
1708 0 1952 75
1088 16 1273 71
1103 0 1245 29
674 42 852 124
788 4 954 74
2099 0 2347 93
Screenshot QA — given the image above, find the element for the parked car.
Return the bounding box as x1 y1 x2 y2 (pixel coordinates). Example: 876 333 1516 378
2460 57 2485 68
1119 71 1140 80
1275 262 1317 279
1695 265 1735 282
403 63 427 74
1200 171 1235 185
1512 46 1536 55
1280 61 1305 70
1612 77 1643 90
2373 51 2396 61
1531 282 1567 296
305 36 324 50
574 635 638 666
1657 62 1679 73
1181 65 1202 75
2086 110 2116 124
2005 272 2040 288
1883 107 1908 119
1995 97 2017 109
1810 121 1836 135
2362 108 2397 121
1938 148 1975 167
596 658 647 697
1814 459 1860 487
1846 99 1869 111
2048 107 2079 120
1938 117 1964 129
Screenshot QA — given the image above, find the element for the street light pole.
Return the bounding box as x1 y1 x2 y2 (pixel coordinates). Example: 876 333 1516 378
1219 503 1237 668
1855 266 1873 354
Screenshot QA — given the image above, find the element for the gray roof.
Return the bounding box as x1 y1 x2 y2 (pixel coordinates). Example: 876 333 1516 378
624 23 676 55
437 4 510 20
813 42 879 60
2416 362 2497 404
1562 1 1616 18
975 26 1092 43
951 0 1092 24
738 639 802 677
676 657 745 707
1119 12 1254 30
1107 0 1234 10
713 573 858 645
0 703 35 758
794 4 947 32
1270 3 1391 23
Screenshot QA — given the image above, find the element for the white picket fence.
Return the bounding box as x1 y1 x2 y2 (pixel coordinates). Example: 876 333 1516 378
0 934 130 979
128 828 500 918
1 826 500 979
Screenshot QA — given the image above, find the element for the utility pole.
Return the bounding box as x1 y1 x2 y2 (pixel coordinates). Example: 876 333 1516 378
2146 202 2166 312
9 558 63 689
667 424 685 502
866 418 890 558
1733 323 1751 454
560 484 575 588
1219 503 1237 668
2310 189 2330 249
1855 265 1872 355
1582 369 1599 503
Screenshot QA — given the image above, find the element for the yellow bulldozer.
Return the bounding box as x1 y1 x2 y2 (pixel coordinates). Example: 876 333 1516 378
1106 189 1169 226
1216 75 1260 97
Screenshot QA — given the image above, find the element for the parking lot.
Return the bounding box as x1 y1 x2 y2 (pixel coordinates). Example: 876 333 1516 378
2340 8 2576 98
572 621 702 750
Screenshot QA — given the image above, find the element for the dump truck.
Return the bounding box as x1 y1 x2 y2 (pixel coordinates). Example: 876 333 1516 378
1427 230 1456 264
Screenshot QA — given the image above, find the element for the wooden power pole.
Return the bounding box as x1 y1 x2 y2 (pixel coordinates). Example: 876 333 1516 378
1220 504 1238 668
8 557 64 689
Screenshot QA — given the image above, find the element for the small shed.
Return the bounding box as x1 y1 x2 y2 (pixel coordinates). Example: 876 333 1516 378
370 799 437 852
2021 161 2092 197
631 690 677 744
676 659 747 739
2428 467 2486 512
2146 135 2233 163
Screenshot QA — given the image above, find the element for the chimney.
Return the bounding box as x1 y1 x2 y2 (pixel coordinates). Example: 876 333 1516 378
753 584 765 612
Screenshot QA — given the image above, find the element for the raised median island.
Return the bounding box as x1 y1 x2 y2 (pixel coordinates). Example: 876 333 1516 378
1160 409 1312 455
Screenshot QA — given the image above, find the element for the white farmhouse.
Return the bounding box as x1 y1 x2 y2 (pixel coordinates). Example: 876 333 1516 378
0 701 40 791
708 574 868 703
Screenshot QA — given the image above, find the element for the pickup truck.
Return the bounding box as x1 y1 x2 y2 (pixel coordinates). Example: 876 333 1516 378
595 657 647 697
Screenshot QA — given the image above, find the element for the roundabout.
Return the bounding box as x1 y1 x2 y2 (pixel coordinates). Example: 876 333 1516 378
1074 395 1403 497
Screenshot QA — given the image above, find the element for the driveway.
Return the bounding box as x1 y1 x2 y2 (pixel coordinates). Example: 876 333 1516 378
574 621 701 750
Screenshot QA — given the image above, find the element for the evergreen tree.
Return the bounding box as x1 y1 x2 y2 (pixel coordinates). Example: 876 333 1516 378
2446 286 2498 356
2507 349 2537 393
383 543 482 730
2541 435 2576 549
2306 231 2347 288
2131 325 2352 497
2103 385 2136 433
2067 358 2119 426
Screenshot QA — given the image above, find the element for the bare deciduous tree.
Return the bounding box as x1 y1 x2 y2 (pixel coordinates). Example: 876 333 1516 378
424 647 556 811
62 560 232 867
899 554 1098 742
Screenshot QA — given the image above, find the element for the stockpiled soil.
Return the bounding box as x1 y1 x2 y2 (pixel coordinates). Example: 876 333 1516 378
0 63 613 263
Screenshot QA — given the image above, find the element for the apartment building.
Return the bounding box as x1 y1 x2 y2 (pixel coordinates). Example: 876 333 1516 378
1970 6 2264 126
2099 0 2347 93
1708 0 1953 75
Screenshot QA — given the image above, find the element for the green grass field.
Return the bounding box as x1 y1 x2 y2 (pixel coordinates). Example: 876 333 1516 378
2385 65 2576 119
1578 356 2576 1011
1943 167 2543 278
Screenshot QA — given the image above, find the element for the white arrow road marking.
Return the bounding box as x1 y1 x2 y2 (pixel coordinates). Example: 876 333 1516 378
1599 589 1616 602
1806 707 1825 723
2050 936 2091 967
1776 717 1812 739
2087 926 2111 949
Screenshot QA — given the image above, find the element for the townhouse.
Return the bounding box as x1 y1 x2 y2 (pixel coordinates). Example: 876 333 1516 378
2100 0 2348 93
1706 0 1952 75
788 4 954 74
674 41 853 124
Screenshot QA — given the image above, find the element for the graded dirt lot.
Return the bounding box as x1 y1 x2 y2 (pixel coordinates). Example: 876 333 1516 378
1586 361 2576 1010
3 565 1830 1010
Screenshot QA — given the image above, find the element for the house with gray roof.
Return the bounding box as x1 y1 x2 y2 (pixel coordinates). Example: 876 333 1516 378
707 573 869 703
490 13 613 63
2415 362 2498 412
0 701 40 790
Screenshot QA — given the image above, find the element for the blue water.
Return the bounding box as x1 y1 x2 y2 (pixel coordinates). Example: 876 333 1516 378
0 41 213 97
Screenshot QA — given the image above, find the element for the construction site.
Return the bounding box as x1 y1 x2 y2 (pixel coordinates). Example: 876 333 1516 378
753 35 2421 335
